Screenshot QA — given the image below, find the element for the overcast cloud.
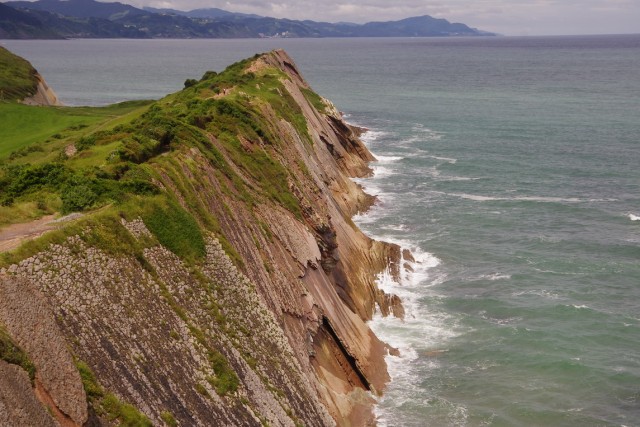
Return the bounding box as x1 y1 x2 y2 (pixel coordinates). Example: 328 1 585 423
18 0 623 35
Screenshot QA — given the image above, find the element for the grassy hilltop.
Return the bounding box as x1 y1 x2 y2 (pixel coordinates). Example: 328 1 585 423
0 50 320 267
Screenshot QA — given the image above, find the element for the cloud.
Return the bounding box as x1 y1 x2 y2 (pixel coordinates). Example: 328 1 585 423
120 0 640 35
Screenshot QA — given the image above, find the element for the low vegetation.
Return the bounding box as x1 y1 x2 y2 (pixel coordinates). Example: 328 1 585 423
0 46 37 102
0 325 36 381
1 52 312 231
76 361 152 427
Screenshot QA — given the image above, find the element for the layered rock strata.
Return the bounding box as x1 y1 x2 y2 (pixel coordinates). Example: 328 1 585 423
0 50 403 426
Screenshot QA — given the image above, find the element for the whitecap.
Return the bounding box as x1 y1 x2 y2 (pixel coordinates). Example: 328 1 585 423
427 155 457 164
512 289 560 299
447 193 615 203
374 155 404 163
381 224 409 232
480 273 512 281
366 242 458 424
360 130 388 144
629 214 640 221
352 179 385 197
372 165 394 178
436 176 482 182
410 124 445 141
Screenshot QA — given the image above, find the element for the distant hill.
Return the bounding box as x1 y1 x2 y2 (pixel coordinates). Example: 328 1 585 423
0 2 62 38
143 6 261 20
7 0 147 20
1 0 495 39
357 15 483 37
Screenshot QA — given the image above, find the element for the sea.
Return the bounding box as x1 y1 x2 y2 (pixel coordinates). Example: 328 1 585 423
2 35 639 426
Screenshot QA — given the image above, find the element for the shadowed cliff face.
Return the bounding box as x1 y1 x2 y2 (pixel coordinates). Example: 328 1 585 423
0 50 403 426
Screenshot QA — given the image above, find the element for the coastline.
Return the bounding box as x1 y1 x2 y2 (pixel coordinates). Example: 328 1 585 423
1 49 407 426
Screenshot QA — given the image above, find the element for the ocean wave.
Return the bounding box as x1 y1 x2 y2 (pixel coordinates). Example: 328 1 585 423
372 165 395 178
375 155 404 163
411 124 445 141
366 242 458 425
381 224 409 232
478 273 512 281
435 176 483 182
446 193 616 203
512 289 560 299
570 304 591 310
427 155 457 164
352 179 385 197
629 214 640 221
360 129 389 144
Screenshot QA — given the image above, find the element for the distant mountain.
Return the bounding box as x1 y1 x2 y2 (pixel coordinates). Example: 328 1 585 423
1 0 495 39
144 6 261 20
0 2 62 38
0 2 147 38
7 0 147 20
357 15 481 37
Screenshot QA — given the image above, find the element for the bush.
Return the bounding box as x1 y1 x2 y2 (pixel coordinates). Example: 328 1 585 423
61 184 97 213
206 349 239 396
184 78 198 88
3 163 67 198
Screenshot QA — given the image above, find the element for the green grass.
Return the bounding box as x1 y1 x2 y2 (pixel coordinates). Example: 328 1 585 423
160 411 177 427
0 47 37 102
0 101 152 161
139 197 206 263
301 87 327 114
76 360 152 427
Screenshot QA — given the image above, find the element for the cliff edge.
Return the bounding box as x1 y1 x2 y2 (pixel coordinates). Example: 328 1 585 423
0 46 61 105
0 50 403 426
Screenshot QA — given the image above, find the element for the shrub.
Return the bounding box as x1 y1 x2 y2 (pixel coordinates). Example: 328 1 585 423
184 78 198 88
206 349 239 396
61 184 97 213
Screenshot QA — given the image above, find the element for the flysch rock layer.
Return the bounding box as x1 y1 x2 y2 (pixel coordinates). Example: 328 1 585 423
22 72 62 106
0 50 404 426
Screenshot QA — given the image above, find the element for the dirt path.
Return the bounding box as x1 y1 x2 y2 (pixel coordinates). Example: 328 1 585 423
0 213 82 253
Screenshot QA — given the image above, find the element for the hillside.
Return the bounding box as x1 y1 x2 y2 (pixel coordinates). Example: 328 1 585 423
0 46 60 105
0 49 407 426
0 2 63 38
3 0 494 38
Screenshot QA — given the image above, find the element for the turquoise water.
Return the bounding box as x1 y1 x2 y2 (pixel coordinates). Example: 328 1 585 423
3 35 640 426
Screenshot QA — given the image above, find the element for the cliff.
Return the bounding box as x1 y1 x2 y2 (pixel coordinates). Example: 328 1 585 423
0 50 403 426
22 73 62 106
0 46 61 105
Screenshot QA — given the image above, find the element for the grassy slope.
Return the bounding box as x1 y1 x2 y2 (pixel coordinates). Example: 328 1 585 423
0 101 151 159
0 46 38 101
1 53 315 263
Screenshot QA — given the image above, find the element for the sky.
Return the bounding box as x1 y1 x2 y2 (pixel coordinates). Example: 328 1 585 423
116 0 640 35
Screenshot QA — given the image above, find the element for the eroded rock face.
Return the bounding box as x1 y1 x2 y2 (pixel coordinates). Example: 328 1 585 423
0 274 88 426
0 361 57 427
22 73 62 106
